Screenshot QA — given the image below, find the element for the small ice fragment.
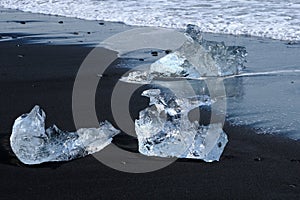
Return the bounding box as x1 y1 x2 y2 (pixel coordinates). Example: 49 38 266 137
135 89 228 162
10 105 120 165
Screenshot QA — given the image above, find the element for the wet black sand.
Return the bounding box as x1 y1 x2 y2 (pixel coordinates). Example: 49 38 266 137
1 9 300 200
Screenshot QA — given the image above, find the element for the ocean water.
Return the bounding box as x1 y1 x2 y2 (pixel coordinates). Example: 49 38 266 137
0 0 300 41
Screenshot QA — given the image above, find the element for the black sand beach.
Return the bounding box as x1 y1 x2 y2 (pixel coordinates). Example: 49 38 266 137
1 8 300 200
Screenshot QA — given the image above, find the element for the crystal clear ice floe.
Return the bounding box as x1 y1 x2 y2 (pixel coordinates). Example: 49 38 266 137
123 24 247 83
135 89 228 162
150 24 247 77
10 105 120 165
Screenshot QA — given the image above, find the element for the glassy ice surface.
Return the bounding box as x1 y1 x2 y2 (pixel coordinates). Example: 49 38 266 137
149 52 189 77
123 24 247 83
10 105 120 165
135 89 228 162
180 24 247 77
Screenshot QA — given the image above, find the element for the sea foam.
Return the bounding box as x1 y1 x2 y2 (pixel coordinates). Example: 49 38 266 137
0 0 299 41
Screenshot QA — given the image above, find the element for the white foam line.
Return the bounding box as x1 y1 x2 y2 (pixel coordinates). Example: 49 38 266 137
1 0 300 41
122 69 300 83
235 69 300 77
185 69 300 80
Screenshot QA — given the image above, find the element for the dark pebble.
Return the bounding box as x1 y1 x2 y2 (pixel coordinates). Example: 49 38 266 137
58 21 63 24
151 51 158 56
290 159 300 163
73 32 79 35
217 142 222 148
99 22 105 25
291 81 294 84
87 32 91 34
139 58 144 61
224 155 235 159
165 49 172 54
19 21 26 25
254 157 262 161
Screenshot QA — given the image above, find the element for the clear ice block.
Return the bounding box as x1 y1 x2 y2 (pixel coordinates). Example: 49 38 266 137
10 105 120 165
122 24 247 83
135 89 228 162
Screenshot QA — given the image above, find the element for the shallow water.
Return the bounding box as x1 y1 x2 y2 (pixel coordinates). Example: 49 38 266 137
227 75 300 139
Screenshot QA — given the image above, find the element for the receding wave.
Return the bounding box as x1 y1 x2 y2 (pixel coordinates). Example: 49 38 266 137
0 0 300 41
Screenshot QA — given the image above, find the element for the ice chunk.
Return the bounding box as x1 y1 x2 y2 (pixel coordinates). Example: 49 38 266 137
182 25 247 76
149 52 188 77
10 105 120 165
135 89 228 162
122 24 247 83
150 24 247 77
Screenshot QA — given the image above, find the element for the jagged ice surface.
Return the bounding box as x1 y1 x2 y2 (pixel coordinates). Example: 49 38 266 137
151 25 247 77
10 105 120 165
135 89 228 162
124 25 247 83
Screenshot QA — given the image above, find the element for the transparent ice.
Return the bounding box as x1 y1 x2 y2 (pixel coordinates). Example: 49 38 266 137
135 89 228 162
123 24 247 83
10 105 120 165
125 70 150 84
